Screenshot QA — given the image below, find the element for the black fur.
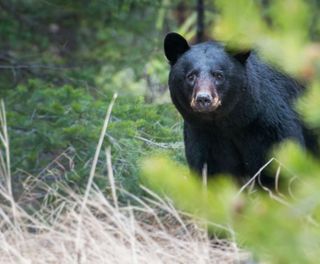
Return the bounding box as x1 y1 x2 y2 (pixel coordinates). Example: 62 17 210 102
164 32 317 185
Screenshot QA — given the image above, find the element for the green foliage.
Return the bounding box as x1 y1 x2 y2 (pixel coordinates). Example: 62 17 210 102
297 81 320 130
4 78 182 194
142 156 238 227
214 0 317 76
0 0 186 195
0 0 175 93
141 153 320 264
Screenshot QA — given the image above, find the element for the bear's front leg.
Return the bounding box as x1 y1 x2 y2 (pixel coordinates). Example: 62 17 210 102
183 122 243 177
183 122 211 175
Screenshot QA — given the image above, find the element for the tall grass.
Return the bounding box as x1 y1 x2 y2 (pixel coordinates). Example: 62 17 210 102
0 99 250 264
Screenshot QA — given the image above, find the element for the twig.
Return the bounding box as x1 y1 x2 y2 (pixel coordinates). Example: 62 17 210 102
135 135 183 149
105 147 118 211
75 93 117 264
236 158 275 197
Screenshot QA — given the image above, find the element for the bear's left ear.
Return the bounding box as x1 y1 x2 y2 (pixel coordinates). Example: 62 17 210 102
225 47 251 65
164 32 190 65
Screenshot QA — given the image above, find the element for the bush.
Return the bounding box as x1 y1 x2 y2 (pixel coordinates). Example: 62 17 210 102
4 78 182 195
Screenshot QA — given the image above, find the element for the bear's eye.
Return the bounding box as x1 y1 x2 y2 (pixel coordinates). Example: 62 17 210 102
186 72 196 83
212 71 224 82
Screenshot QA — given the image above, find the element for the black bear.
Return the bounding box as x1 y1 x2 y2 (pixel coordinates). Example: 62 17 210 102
164 32 316 185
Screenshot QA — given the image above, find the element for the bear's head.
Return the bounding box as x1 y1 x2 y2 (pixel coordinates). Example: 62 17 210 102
164 32 250 122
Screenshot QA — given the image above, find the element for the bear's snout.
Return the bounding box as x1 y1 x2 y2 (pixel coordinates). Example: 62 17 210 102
196 93 212 107
191 92 221 112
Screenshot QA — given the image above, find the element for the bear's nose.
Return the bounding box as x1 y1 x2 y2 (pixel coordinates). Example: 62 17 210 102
195 93 212 107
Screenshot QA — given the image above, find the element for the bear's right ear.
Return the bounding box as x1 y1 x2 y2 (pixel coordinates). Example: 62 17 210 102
164 32 190 65
225 46 251 65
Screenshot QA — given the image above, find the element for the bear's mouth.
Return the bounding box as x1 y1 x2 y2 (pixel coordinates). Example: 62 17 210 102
190 97 221 113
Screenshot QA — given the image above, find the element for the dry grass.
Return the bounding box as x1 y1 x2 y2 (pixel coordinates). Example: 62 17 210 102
0 178 253 264
0 98 252 264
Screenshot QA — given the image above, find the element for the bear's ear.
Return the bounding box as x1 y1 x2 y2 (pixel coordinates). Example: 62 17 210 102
225 47 251 65
164 32 190 65
232 50 251 64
